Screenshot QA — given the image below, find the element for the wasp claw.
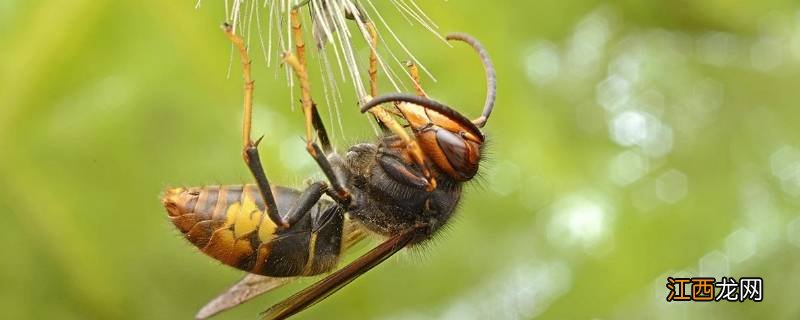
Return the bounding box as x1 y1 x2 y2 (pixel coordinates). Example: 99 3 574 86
425 178 437 192
254 135 265 147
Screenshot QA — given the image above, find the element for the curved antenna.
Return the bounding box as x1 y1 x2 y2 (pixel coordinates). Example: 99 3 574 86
445 33 496 128
360 93 484 140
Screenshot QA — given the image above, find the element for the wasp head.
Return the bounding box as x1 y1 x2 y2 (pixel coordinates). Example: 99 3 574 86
359 32 496 183
363 95 488 182
398 100 484 181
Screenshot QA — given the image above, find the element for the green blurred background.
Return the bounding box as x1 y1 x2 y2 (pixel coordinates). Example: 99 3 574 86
2 1 800 319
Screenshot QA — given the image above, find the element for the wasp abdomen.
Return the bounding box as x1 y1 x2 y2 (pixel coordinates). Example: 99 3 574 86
162 184 344 277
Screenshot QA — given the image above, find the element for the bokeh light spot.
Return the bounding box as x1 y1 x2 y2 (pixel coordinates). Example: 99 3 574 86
750 36 784 71
280 137 313 172
438 261 571 320
725 228 757 263
596 75 632 112
488 160 523 196
608 150 649 186
547 194 615 252
787 217 800 249
655 169 688 204
696 32 740 66
770 145 800 197
524 41 561 85
611 111 648 146
698 250 729 279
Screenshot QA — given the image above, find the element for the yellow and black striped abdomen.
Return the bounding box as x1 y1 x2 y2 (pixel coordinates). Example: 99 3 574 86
162 184 345 277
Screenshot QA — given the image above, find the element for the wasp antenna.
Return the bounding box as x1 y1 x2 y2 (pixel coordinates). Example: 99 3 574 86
360 93 483 139
445 32 496 128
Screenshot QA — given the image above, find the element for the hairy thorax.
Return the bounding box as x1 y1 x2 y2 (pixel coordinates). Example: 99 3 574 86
342 140 462 240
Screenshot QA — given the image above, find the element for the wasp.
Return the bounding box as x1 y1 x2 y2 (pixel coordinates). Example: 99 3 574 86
162 6 496 319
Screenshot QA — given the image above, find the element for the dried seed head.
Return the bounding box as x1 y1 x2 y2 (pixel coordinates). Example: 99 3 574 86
197 0 447 137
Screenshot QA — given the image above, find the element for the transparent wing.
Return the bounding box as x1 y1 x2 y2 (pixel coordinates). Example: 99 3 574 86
196 274 294 320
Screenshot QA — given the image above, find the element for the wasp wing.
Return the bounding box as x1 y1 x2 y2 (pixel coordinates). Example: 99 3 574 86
260 225 423 320
196 274 293 320
196 218 368 319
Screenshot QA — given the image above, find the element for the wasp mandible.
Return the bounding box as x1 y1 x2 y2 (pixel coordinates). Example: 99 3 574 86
162 5 497 319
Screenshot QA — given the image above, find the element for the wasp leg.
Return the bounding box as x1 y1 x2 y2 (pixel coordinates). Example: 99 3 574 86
304 141 352 205
378 150 430 189
366 22 379 98
363 99 436 191
287 10 331 153
224 24 286 228
288 9 327 151
404 61 427 97
364 21 391 133
361 93 484 141
283 181 326 227
282 180 356 233
244 145 285 227
309 102 332 153
350 19 432 189
286 10 352 204
257 191 347 278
